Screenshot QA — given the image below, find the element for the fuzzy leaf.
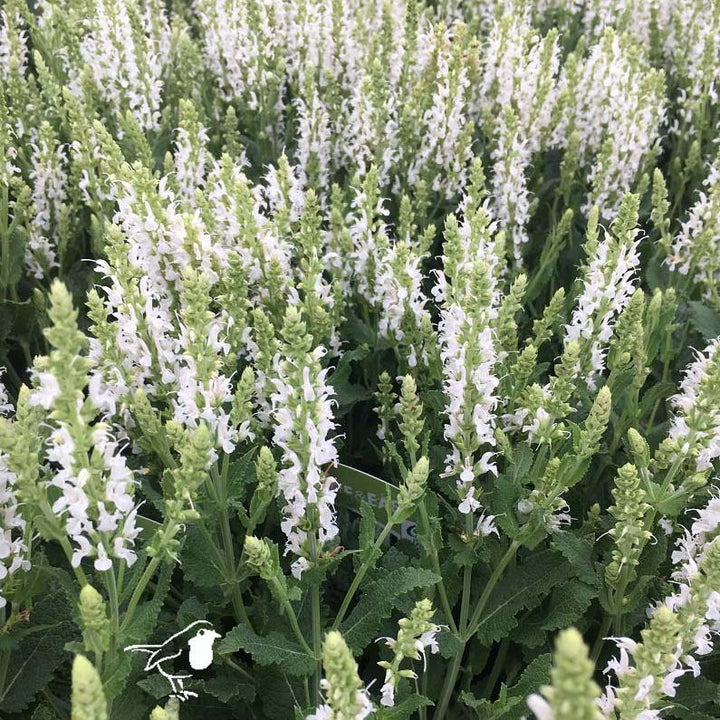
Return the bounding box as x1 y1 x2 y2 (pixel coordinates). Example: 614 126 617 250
216 625 315 676
0 586 76 713
688 301 720 341
377 695 433 719
474 551 571 645
541 581 596 631
551 532 597 585
340 567 439 652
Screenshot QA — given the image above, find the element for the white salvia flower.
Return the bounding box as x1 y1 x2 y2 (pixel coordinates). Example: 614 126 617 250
173 101 210 207
578 0 660 45
490 111 533 261
664 0 720 141
25 123 67 279
0 374 30 609
479 15 560 259
564 208 640 389
406 25 473 199
666 154 720 305
374 239 431 368
40 406 141 571
77 0 170 131
346 169 390 303
294 87 332 194
271 309 339 573
667 338 720 471
341 67 398 188
602 493 720 718
436 185 501 521
0 6 27 80
196 0 286 141
552 29 665 219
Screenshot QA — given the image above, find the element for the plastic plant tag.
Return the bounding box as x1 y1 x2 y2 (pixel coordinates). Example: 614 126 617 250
334 463 417 542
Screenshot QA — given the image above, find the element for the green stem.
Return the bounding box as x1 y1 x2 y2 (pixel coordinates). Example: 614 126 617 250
309 533 323 704
106 566 120 657
1 182 8 302
58 536 88 587
216 456 252 628
464 541 521 641
482 636 509 698
331 513 398 631
417 501 458 634
591 615 612 664
434 646 463 720
277 591 314 657
120 554 162 633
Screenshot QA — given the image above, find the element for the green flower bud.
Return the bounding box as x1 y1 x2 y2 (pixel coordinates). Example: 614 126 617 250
626 428 650 469
397 375 424 461
577 386 611 459
605 464 651 587
71 655 108 720
254 447 278 505
244 536 275 581
149 697 179 720
397 457 428 515
317 631 371 719
79 585 110 656
527 628 602 720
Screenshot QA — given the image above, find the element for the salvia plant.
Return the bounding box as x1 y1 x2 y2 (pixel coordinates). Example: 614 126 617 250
0 0 720 718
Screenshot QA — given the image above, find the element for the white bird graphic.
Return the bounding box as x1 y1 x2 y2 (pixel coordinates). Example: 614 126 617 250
124 620 222 701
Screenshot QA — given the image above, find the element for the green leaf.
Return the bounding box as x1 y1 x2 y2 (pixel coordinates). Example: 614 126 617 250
203 668 256 703
551 532 597 585
136 674 171 700
0 586 76 713
459 692 493 718
216 625 315 676
377 695 433 719
474 551 571 645
541 581 596 631
180 525 225 588
340 567 439 652
330 345 372 411
226 446 257 507
508 653 552 697
688 301 720 340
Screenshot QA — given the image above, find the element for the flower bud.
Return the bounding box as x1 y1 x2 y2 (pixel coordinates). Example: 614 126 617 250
79 584 110 656
71 655 108 720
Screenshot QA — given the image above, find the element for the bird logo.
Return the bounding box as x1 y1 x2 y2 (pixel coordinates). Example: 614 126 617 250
124 620 222 701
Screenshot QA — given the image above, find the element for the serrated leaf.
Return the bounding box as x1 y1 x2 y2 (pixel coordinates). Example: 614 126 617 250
216 625 315 676
359 500 377 562
509 653 552 697
551 532 597 585
474 551 571 645
226 446 257 506
688 301 720 340
541 581 596 632
137 674 171 700
377 694 433 719
180 524 225 588
0 586 76 713
459 692 493 718
203 669 255 703
340 567 439 653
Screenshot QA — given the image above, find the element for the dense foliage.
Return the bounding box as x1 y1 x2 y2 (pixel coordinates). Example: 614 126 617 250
1 0 720 718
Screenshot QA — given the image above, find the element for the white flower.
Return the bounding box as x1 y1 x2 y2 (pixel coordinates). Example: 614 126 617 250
29 372 61 409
